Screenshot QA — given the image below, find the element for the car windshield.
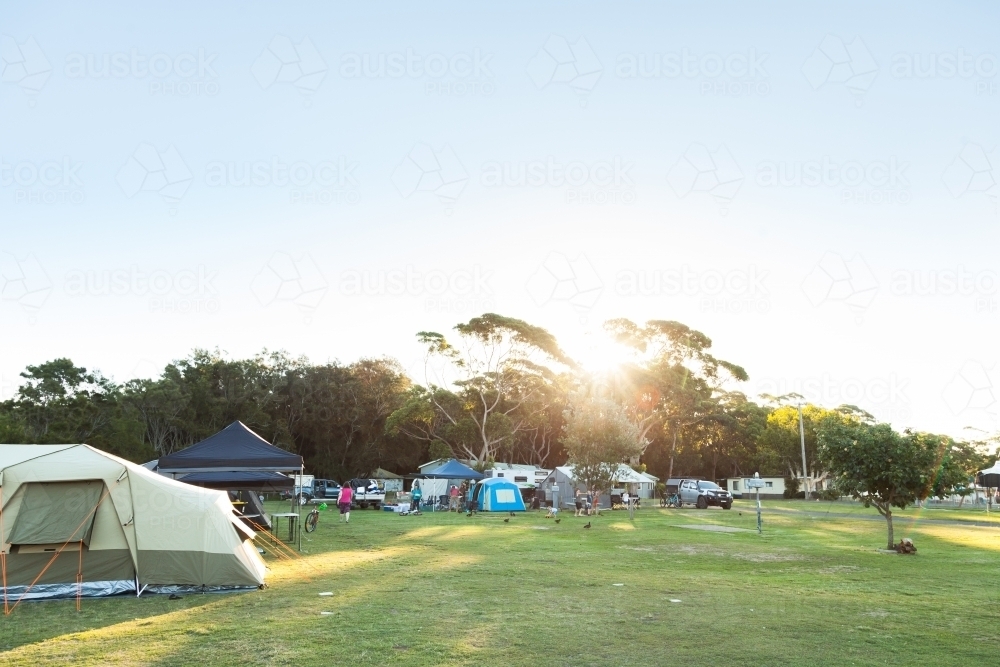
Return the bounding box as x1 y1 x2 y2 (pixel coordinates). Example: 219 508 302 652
698 481 720 490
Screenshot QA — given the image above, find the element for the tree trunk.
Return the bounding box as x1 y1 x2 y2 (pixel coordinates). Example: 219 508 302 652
885 509 894 550
667 428 678 480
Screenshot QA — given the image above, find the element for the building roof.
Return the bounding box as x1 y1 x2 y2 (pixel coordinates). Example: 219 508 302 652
490 462 545 472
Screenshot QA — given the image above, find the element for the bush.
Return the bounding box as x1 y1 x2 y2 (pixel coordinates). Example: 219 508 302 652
783 476 800 499
817 488 840 501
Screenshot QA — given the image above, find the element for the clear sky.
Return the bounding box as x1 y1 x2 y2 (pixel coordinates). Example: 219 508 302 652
2 1 997 439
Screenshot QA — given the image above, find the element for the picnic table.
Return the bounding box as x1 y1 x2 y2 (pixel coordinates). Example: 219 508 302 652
270 512 299 543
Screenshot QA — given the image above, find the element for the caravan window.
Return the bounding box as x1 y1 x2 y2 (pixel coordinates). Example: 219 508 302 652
732 480 739 490
765 481 773 488
514 476 528 483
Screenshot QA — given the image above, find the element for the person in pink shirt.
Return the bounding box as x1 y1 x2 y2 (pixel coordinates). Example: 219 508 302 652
338 484 353 523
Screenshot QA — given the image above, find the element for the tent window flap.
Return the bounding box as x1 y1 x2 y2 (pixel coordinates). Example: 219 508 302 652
8 481 105 546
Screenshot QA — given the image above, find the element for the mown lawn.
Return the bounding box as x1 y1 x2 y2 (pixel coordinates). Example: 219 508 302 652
1 500 998 666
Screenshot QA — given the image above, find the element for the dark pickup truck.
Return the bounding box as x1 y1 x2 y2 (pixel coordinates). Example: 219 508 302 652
678 479 733 510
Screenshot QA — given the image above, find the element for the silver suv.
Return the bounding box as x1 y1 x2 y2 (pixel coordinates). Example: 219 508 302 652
678 479 733 510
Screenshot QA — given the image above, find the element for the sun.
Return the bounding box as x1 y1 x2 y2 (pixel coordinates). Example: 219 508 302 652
570 331 634 376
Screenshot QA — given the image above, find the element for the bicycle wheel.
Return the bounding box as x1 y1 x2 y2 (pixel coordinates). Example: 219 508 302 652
304 511 319 533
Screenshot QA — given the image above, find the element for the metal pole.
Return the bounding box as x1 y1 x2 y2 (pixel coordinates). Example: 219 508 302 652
798 404 809 497
756 487 762 534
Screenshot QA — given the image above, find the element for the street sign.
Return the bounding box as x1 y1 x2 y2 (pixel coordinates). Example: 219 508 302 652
746 478 766 489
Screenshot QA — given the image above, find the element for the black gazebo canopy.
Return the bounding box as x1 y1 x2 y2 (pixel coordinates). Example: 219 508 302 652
157 421 303 473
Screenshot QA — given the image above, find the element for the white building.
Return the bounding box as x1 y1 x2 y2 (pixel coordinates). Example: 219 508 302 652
726 477 785 499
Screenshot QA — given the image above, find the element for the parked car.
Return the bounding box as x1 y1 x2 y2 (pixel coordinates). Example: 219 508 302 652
281 474 314 501
293 479 342 505
346 478 386 509
677 479 733 510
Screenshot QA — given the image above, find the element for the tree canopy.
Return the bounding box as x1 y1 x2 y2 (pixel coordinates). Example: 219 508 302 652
0 312 991 490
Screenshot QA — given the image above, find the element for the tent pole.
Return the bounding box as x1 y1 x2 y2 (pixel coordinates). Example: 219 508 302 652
76 541 83 612
297 465 303 552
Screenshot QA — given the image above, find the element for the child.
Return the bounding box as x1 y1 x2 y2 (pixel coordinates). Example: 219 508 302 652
410 481 422 512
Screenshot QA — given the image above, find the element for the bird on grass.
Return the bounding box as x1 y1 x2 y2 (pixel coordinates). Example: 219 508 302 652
509 511 515 517
503 517 510 523
583 522 591 529
466 512 472 517
555 518 561 524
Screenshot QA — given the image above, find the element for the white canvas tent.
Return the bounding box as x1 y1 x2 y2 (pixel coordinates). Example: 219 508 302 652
540 465 654 508
0 444 266 601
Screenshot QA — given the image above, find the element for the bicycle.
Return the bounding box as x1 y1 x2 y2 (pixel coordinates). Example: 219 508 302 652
304 502 327 533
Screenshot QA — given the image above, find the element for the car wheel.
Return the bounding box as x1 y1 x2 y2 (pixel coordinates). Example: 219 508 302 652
722 503 732 510
298 494 309 506
696 496 708 510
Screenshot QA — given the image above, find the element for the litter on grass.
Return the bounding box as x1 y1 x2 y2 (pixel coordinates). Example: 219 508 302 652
669 599 682 603
319 592 333 596
612 583 624 586
321 612 333 615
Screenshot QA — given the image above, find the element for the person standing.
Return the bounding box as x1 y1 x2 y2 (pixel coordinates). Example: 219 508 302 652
338 484 353 523
410 481 422 512
449 484 460 511
574 488 583 517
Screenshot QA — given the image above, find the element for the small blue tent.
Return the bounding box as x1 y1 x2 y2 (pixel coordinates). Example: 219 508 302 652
474 477 526 512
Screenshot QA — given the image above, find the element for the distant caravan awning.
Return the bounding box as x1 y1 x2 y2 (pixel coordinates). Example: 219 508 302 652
177 471 294 491
157 421 302 472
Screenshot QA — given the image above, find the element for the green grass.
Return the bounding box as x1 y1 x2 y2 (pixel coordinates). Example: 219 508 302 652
2 500 999 666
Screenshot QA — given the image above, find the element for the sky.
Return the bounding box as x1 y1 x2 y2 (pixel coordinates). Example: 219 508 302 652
1 1 998 440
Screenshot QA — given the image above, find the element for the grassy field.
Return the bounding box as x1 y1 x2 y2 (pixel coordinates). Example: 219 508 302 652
2 499 999 666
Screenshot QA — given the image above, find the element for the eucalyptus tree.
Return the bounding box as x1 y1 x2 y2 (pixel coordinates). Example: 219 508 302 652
602 319 749 477
387 313 573 466
562 392 646 503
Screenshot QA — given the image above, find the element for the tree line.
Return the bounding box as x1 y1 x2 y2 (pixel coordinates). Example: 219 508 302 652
1 313 995 499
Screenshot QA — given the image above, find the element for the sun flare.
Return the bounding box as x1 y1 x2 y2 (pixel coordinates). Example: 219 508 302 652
570 332 634 376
